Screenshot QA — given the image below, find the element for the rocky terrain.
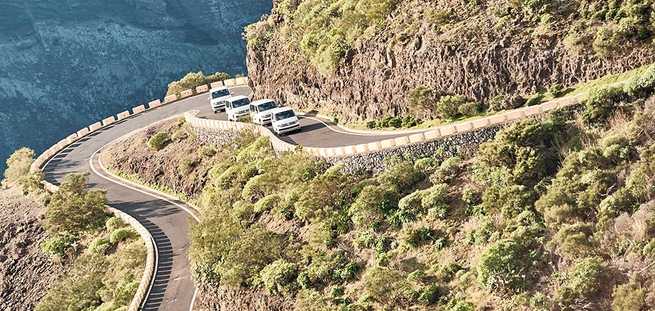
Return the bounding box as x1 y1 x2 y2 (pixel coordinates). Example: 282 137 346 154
0 188 64 311
246 0 655 122
0 0 272 173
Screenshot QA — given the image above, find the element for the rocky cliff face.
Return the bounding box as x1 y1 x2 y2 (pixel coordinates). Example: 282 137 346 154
246 0 655 122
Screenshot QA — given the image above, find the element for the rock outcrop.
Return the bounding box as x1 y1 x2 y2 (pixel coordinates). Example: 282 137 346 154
246 0 655 122
0 188 64 310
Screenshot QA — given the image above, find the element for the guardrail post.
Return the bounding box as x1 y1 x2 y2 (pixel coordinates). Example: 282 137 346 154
148 100 162 109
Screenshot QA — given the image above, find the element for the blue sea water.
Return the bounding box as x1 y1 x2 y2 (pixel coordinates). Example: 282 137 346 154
0 0 271 173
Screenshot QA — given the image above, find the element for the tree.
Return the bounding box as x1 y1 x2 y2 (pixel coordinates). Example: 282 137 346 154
45 174 108 234
3 147 35 185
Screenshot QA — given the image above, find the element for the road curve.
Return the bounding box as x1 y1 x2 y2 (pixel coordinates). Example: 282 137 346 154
40 86 415 310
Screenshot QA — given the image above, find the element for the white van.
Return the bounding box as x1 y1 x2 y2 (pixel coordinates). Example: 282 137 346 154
270 107 301 135
226 96 251 121
209 86 231 113
249 99 278 125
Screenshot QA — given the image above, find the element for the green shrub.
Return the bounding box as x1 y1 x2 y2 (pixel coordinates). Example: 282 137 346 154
556 257 603 304
430 156 461 184
477 237 543 293
409 86 436 113
260 259 298 295
388 117 402 128
524 93 545 106
457 101 481 117
242 174 277 203
436 95 468 119
362 266 410 305
42 232 78 257
404 226 442 248
379 159 424 193
105 217 126 232
147 132 171 151
109 228 135 244
3 147 35 186
349 185 399 229
179 158 198 174
89 237 112 254
611 281 646 311
254 194 280 214
548 222 595 259
231 201 255 224
548 83 564 97
414 157 438 175
366 120 377 128
421 183 450 219
582 85 625 125
592 26 619 55
201 146 218 157
36 254 107 311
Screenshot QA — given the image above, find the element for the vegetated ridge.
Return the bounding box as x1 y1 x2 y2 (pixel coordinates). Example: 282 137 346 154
246 0 655 124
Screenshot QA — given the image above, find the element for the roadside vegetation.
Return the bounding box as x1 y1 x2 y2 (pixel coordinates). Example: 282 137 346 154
166 71 231 96
187 89 655 309
2 152 145 311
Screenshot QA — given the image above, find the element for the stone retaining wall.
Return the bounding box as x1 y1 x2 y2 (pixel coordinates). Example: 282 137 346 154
184 92 584 165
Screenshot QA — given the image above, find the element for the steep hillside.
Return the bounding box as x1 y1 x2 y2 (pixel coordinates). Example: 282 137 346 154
246 0 655 122
0 188 63 310
104 73 655 309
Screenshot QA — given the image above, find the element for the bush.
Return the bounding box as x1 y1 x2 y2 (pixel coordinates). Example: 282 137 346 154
105 217 127 232
548 222 595 260
582 86 624 125
110 228 135 244
349 185 399 230
147 132 171 151
611 281 646 311
388 117 402 128
477 237 543 293
524 93 545 106
3 147 35 185
457 101 481 117
362 266 410 305
254 194 280 214
260 259 298 295
556 257 603 304
409 86 436 114
42 232 78 257
379 159 424 193
414 157 438 175
404 226 442 248
89 237 112 254
430 156 461 184
436 95 468 119
421 184 450 219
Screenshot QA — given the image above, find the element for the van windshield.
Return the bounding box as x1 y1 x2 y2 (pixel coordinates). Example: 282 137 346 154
232 98 250 108
211 89 229 99
275 110 295 120
258 101 277 112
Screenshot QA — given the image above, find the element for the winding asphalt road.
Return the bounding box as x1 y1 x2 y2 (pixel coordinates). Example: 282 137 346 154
41 86 413 310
